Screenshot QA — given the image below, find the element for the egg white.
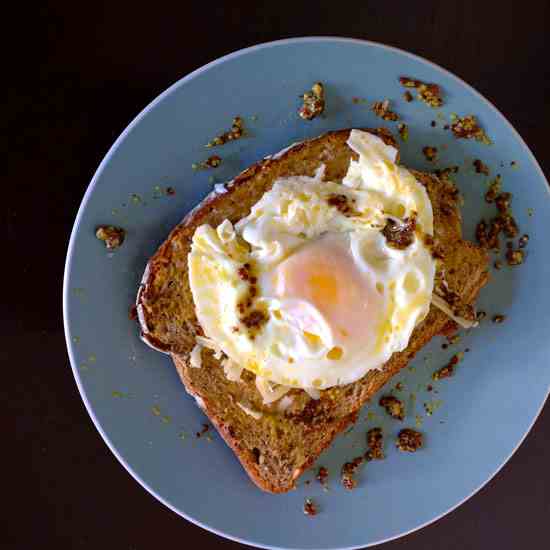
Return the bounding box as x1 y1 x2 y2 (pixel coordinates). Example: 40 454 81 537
188 130 436 390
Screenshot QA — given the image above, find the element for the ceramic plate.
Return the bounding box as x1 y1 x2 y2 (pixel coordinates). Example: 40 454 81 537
63 38 550 549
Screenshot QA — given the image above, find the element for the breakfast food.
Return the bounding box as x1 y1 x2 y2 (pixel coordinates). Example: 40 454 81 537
136 128 489 493
95 225 125 249
298 82 325 120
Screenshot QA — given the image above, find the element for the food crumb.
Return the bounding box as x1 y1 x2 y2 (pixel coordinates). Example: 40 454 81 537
341 456 364 490
95 225 125 249
494 260 503 270
403 90 414 102
476 311 487 322
433 352 463 380
430 120 437 127
316 466 329 487
397 122 409 142
206 117 245 147
506 248 524 266
196 423 210 438
151 405 161 416
396 429 423 452
527 208 534 217
166 186 176 196
492 314 506 324
485 175 502 203
399 76 443 107
372 99 400 121
379 395 405 420
423 400 443 416
193 155 222 170
510 161 518 169
415 415 423 428
303 498 318 516
422 146 438 162
434 166 459 179
473 159 490 175
518 234 529 248
299 82 325 121
451 115 491 144
365 427 384 460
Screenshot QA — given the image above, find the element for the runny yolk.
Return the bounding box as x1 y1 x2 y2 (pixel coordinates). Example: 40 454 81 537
272 233 382 347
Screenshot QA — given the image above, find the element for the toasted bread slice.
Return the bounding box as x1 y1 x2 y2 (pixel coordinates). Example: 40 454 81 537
137 129 489 493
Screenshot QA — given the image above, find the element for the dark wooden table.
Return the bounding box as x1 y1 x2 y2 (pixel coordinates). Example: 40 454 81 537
9 2 549 548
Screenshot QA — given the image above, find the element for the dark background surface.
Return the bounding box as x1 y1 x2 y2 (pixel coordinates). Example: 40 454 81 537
7 2 550 549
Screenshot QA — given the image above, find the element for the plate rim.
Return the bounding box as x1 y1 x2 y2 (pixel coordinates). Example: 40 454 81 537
63 36 550 550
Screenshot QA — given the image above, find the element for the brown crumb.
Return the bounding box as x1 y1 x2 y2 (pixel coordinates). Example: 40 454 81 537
372 99 400 121
492 314 506 324
303 498 318 516
399 77 443 107
396 429 423 452
446 333 460 345
433 352 463 380
486 218 503 250
205 155 222 168
485 175 502 203
430 120 437 127
518 234 529 248
499 213 519 238
365 427 384 460
341 456 364 490
96 225 125 249
128 304 137 321
403 90 414 102
299 82 325 121
196 423 210 438
506 248 524 266
451 115 491 144
494 260 503 270
434 166 459 179
379 395 405 421
476 311 487 322
473 159 490 175
381 217 416 250
443 124 450 130
316 466 329 486
397 122 409 142
495 192 512 213
422 146 438 162
206 117 244 147
166 186 176 196
427 384 433 392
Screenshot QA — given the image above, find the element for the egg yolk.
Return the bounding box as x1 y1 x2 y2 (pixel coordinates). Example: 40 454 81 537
272 233 382 352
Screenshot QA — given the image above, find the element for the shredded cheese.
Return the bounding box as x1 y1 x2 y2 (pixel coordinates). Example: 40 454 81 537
189 344 203 368
237 402 262 419
222 357 244 382
277 395 294 412
195 336 224 360
304 387 321 400
255 376 291 404
431 294 478 329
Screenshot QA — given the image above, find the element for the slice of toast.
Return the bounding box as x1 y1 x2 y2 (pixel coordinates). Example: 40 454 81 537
137 129 489 493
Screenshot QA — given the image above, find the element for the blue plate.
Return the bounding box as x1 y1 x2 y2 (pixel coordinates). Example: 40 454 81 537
63 38 550 549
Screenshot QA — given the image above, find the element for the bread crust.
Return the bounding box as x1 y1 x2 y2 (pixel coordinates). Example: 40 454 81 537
136 128 489 493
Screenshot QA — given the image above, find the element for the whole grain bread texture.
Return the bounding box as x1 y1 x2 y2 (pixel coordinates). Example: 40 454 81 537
137 128 489 493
